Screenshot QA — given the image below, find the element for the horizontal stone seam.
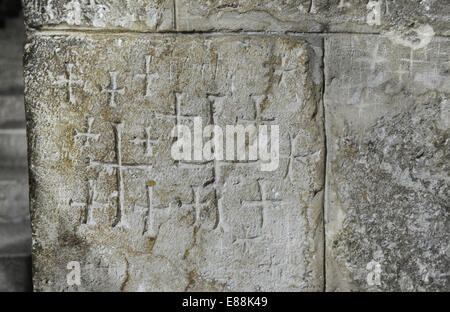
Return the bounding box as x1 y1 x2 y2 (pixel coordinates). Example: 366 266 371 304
26 27 367 35
26 27 450 39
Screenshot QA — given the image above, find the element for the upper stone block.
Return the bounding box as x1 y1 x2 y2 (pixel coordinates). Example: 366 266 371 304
25 33 325 291
23 1 450 35
176 0 450 36
23 0 174 31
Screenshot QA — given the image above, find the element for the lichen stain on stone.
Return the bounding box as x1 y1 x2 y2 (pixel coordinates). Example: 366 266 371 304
384 24 435 50
331 102 449 291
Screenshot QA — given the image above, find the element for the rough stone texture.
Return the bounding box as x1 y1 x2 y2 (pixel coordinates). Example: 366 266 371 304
21 0 450 292
24 34 325 291
176 0 450 36
325 34 449 291
23 1 450 36
23 0 174 31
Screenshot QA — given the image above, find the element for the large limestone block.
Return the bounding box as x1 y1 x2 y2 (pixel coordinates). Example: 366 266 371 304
325 34 449 291
25 34 325 291
176 0 449 36
23 0 174 31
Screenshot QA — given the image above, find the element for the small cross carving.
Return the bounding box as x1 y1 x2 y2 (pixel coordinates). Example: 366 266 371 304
102 71 125 108
135 55 159 97
54 63 83 105
88 122 153 227
74 117 100 153
131 127 158 157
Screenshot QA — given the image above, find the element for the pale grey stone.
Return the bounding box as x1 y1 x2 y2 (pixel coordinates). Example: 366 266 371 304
25 34 325 291
23 1 450 35
23 0 174 31
324 34 450 291
176 0 450 36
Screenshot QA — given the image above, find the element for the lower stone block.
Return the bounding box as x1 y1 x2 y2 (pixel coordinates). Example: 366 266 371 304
25 34 325 291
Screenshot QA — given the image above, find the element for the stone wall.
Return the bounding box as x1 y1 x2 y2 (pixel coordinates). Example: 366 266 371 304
22 0 449 291
0 1 32 292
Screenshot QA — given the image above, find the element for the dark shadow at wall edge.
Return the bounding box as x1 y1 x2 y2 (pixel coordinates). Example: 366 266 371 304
0 0 33 292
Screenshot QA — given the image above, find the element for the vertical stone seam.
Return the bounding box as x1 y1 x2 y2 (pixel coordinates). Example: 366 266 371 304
173 0 177 31
321 36 327 292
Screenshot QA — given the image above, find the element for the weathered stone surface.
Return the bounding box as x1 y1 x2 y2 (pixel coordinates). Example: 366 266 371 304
0 257 33 291
324 34 449 291
25 34 325 291
23 1 450 35
176 0 450 36
23 0 174 31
